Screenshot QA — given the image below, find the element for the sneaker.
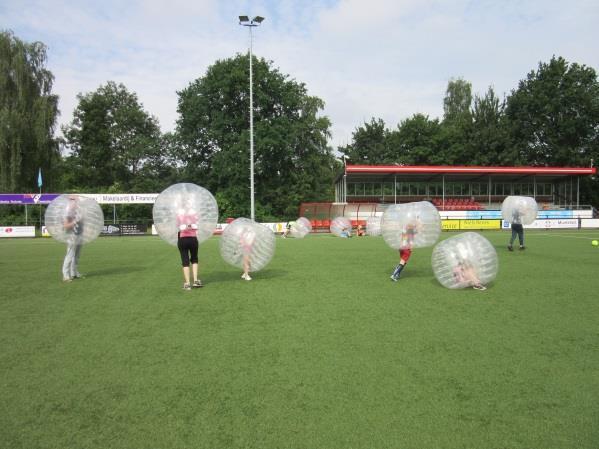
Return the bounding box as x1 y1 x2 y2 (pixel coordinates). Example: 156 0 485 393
183 283 192 290
74 274 85 279
507 245 513 251
390 275 398 282
519 246 525 250
192 280 203 288
63 277 73 283
473 285 487 290
243 274 252 281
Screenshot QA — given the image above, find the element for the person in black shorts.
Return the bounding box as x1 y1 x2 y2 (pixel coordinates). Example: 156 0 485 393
176 207 202 290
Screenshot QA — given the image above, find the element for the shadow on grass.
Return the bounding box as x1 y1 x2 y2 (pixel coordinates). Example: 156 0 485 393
85 266 146 277
205 268 288 283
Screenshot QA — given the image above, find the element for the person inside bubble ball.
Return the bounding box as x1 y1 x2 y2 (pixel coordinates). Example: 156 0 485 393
452 260 486 290
356 224 365 236
62 196 84 282
508 209 525 251
391 217 423 282
282 221 292 238
240 227 256 281
176 200 202 290
340 226 352 238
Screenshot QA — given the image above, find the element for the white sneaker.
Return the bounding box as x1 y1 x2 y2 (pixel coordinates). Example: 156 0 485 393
243 273 252 281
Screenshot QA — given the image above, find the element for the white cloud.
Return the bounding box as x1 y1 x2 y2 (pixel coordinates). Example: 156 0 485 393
3 0 599 148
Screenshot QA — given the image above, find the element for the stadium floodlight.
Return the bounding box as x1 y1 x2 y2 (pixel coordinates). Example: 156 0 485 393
238 14 265 221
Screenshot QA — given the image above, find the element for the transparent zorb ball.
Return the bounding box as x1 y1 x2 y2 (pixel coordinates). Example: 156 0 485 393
432 232 498 289
330 216 352 237
381 201 441 250
501 196 538 225
44 195 104 245
220 218 276 272
152 183 218 246
366 216 382 236
290 217 312 238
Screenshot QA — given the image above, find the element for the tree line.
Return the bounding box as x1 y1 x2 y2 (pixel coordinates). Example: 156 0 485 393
1 30 598 222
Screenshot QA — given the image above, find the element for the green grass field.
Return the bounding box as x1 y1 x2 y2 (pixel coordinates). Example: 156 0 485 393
1 230 599 449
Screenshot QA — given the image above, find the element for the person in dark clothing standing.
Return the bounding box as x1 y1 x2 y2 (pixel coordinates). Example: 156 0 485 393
508 209 525 251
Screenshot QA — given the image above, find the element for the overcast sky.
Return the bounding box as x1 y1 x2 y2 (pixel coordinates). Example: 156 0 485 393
2 0 598 149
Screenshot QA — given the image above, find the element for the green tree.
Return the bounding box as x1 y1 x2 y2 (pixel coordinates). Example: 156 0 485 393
439 78 474 165
62 81 163 191
176 54 336 220
338 118 391 164
467 87 515 165
506 56 599 206
0 30 59 191
443 77 472 123
388 114 442 165
506 56 599 167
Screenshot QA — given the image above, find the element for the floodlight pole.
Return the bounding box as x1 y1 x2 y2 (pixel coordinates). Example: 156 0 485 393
239 15 264 221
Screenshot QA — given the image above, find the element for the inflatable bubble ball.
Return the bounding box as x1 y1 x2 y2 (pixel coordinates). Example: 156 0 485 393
330 216 352 237
290 217 312 238
44 194 104 245
501 196 538 225
152 183 218 246
381 201 441 250
431 232 498 289
220 218 276 272
366 216 382 236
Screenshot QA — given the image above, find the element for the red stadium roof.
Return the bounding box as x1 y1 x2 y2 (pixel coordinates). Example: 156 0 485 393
345 165 596 175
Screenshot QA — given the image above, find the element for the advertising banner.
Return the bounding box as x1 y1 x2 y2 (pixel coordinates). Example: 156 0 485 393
537 210 573 218
581 219 599 228
101 224 122 236
0 193 158 205
523 219 579 229
0 193 60 205
261 222 287 234
442 220 460 230
465 210 503 219
151 224 229 236
460 219 501 230
0 226 36 237
502 219 580 229
79 194 158 204
120 223 147 235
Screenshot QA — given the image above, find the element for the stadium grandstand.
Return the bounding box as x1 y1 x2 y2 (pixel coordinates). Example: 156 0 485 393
301 165 598 231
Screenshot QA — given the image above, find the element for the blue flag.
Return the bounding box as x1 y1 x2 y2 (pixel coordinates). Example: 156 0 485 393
37 168 42 188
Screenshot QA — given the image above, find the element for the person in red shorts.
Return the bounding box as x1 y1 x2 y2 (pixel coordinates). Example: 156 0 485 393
390 218 421 282
390 248 412 281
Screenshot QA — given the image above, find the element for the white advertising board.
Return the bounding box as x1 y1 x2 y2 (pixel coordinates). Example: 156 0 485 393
79 193 159 204
501 219 580 229
0 226 36 237
581 219 599 228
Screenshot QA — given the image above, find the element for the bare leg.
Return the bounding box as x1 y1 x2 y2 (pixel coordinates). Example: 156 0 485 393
182 266 190 285
192 263 198 282
242 255 251 280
